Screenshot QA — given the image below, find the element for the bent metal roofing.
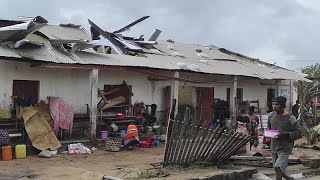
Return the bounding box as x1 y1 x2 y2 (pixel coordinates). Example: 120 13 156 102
0 22 308 81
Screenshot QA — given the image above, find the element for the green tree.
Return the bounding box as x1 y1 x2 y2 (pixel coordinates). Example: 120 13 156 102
298 63 320 126
301 63 320 80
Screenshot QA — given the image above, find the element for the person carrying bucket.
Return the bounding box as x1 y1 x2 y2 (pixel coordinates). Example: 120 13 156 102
268 96 301 180
123 123 139 150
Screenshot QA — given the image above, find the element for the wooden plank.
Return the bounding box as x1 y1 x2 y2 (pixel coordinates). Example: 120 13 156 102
100 88 120 96
169 120 183 164
171 120 188 164
102 96 126 110
215 131 239 160
202 128 223 158
97 99 103 108
163 119 176 166
219 134 246 161
219 135 252 162
182 124 198 166
193 125 212 162
234 161 273 168
185 122 202 165
209 131 235 161
109 120 135 123
205 130 228 161
177 120 195 165
90 69 99 141
199 126 220 159
229 156 270 161
186 123 207 164
218 133 243 160
98 88 108 103
175 108 191 165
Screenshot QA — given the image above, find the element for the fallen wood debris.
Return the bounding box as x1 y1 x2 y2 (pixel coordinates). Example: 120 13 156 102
229 156 268 161
163 108 252 167
233 161 273 168
303 157 320 168
97 81 133 110
229 155 301 168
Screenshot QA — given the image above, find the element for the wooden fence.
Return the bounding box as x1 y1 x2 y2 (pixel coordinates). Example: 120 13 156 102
163 108 252 167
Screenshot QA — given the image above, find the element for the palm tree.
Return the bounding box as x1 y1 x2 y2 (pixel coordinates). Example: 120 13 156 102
298 80 320 126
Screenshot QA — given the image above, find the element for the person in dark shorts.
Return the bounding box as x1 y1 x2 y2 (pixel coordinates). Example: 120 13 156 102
268 96 301 180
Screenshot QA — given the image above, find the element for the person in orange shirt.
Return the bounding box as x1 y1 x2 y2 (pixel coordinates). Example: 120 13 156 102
123 124 139 150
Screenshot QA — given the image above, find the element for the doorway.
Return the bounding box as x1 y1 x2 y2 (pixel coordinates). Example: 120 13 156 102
196 87 214 125
267 88 275 112
227 88 244 103
12 80 40 105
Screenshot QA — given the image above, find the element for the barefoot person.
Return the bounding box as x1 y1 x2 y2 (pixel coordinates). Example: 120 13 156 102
247 106 260 149
268 96 301 180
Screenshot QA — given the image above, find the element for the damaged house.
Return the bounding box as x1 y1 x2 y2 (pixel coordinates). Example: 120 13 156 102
0 16 308 142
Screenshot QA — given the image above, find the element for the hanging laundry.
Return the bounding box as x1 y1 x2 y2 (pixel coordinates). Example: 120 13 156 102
49 97 74 135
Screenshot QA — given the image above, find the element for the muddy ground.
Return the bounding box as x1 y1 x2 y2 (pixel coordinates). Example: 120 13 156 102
0 145 229 180
0 142 319 180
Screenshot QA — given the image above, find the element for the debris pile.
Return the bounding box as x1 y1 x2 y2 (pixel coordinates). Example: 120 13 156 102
97 81 133 112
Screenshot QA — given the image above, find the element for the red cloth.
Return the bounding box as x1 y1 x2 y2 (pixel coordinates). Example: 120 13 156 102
49 97 74 134
263 137 271 144
146 137 152 143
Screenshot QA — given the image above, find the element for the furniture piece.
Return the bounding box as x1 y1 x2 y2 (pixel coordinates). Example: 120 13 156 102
0 118 25 142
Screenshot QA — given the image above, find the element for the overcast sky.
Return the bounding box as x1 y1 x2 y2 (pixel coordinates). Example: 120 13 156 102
0 0 319 70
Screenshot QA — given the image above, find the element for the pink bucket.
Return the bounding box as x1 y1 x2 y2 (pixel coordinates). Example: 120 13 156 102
139 141 151 148
264 129 281 138
101 131 108 140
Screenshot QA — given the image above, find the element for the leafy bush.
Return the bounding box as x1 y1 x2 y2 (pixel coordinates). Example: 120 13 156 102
305 128 319 145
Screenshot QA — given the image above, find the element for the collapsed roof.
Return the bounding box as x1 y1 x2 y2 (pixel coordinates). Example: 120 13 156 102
0 16 308 81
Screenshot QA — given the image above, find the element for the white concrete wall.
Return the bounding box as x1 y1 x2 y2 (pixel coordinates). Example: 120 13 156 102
0 60 91 113
0 60 297 117
178 72 295 113
0 60 171 116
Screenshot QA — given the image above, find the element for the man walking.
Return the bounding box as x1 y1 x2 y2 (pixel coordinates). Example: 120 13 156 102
247 106 260 149
268 96 301 180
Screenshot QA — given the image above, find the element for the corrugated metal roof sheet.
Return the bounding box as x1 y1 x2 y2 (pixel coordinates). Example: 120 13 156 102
75 51 307 81
0 44 20 58
0 30 21 42
19 45 59 62
152 40 307 81
154 40 237 60
0 43 307 81
38 25 91 40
